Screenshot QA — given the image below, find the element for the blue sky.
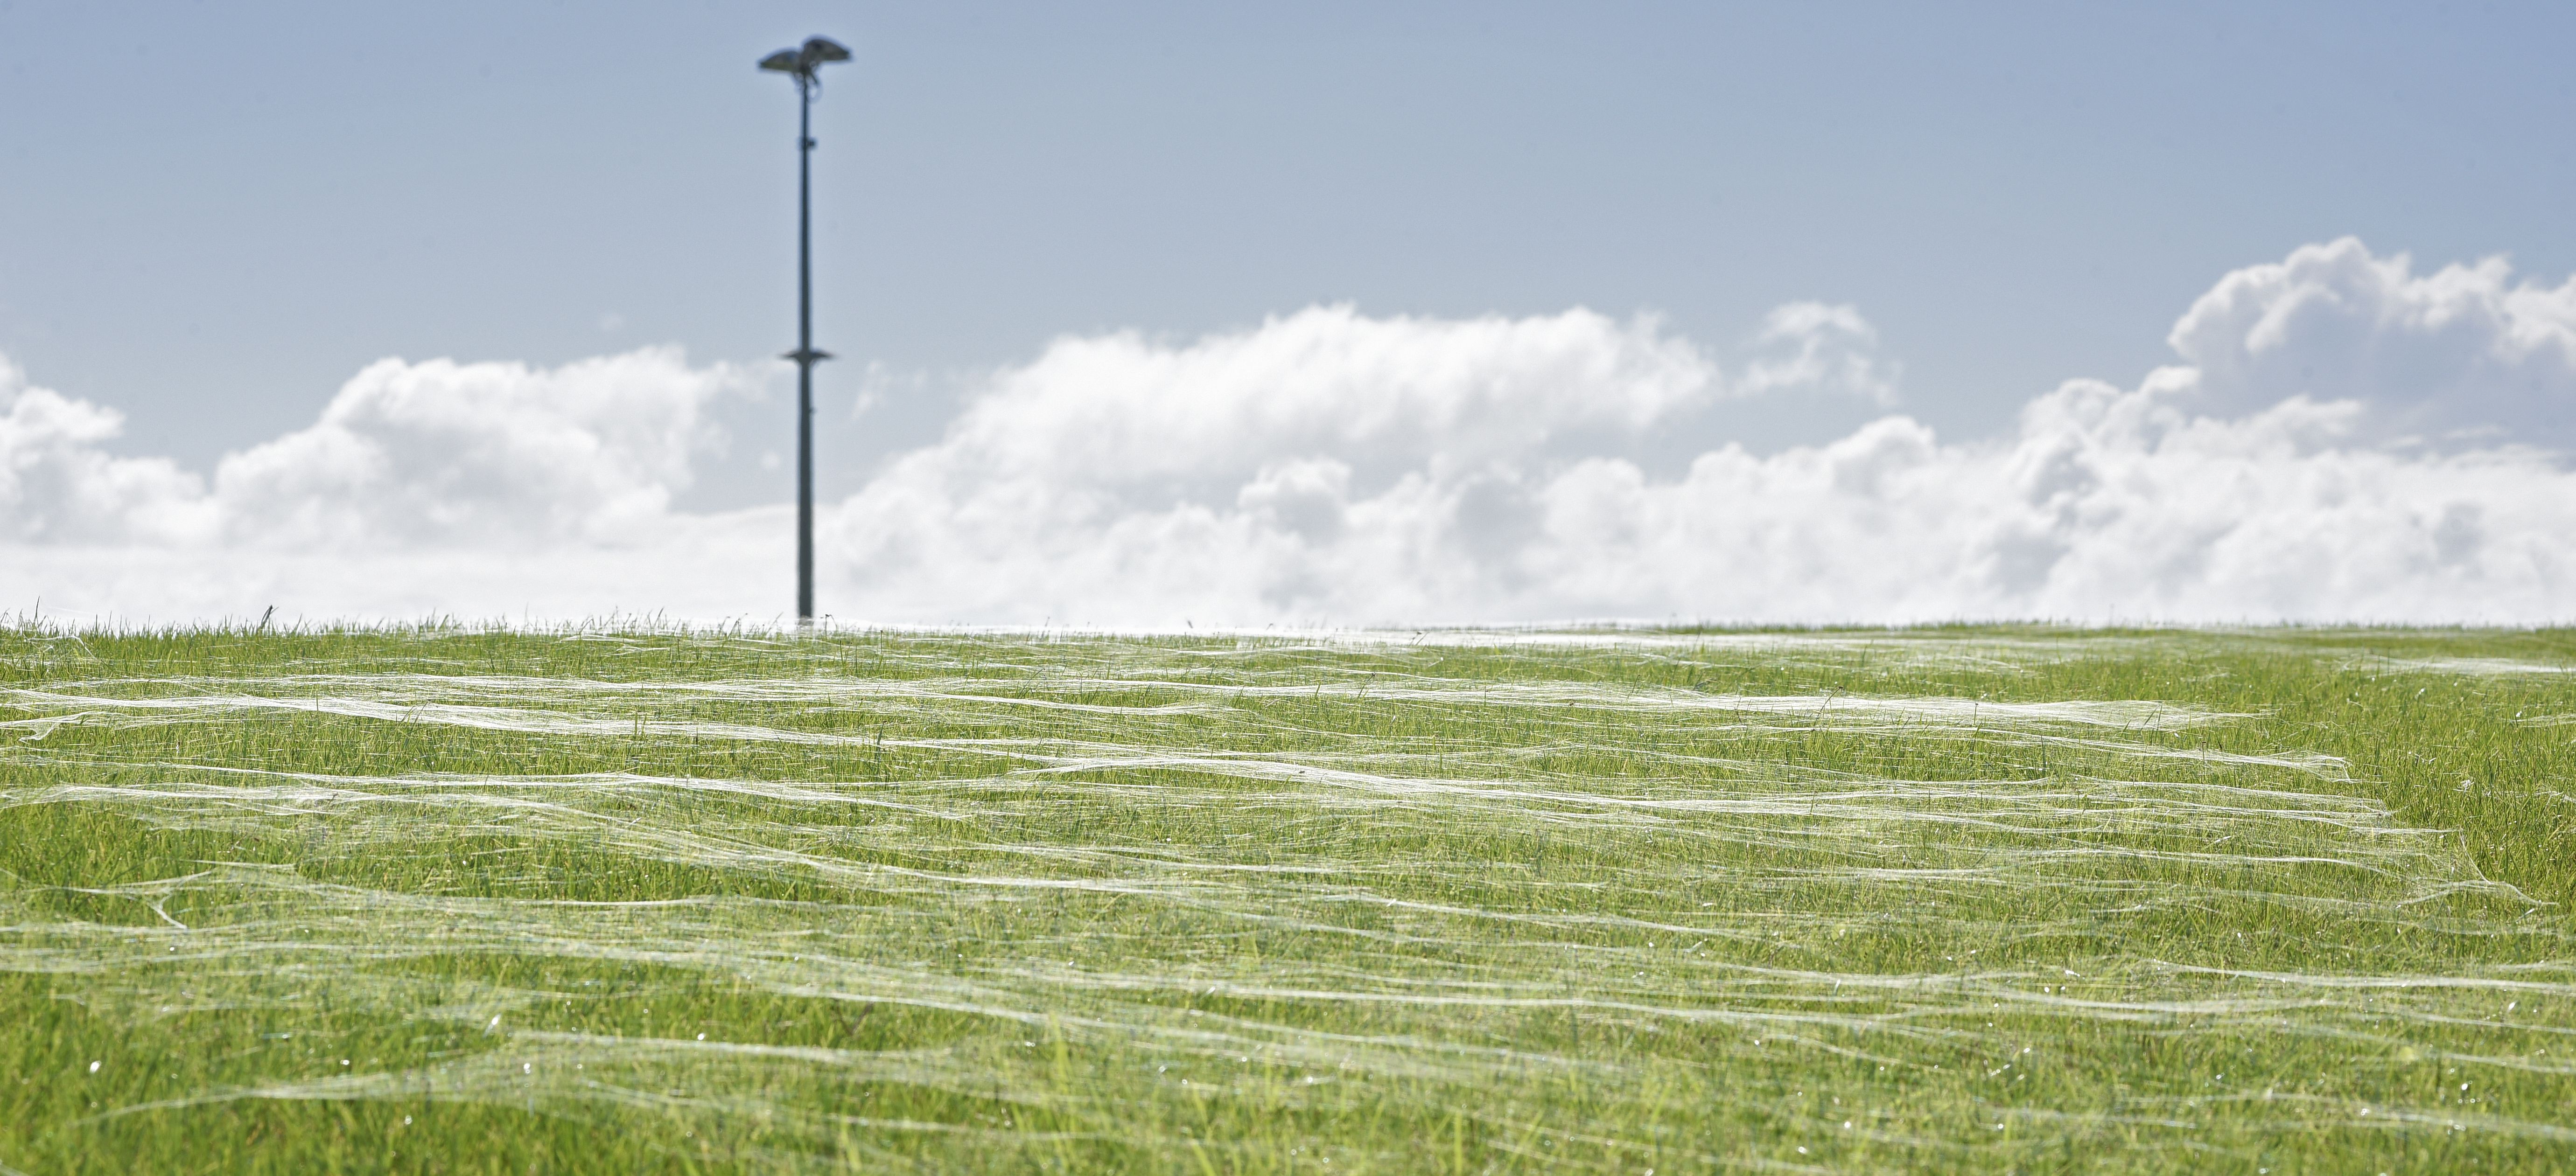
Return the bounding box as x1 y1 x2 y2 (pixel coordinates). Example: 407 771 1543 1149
7 1 2570 466
5 1 2576 625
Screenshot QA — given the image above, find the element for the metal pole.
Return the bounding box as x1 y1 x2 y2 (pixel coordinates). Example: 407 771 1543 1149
761 38 845 631
795 76 816 627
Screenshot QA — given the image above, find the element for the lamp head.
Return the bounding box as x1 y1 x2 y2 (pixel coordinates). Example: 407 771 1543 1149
759 36 851 80
799 37 852 69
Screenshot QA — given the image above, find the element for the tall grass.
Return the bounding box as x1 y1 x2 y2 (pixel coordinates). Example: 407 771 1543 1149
3 623 2574 1172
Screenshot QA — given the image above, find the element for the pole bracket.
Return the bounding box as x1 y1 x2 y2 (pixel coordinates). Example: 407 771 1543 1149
783 348 834 365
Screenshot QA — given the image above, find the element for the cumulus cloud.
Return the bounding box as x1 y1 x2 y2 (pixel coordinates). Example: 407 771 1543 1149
6 238 2576 626
1739 301 1900 405
816 247 2576 626
0 355 210 545
1 348 770 622
2169 237 2576 446
2 348 748 550
213 348 748 547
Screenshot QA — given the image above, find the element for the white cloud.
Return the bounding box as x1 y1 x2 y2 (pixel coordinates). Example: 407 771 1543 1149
0 355 211 546
938 306 1719 488
1740 301 1899 405
5 239 2575 626
2 347 748 554
2168 236 2576 447
212 348 747 548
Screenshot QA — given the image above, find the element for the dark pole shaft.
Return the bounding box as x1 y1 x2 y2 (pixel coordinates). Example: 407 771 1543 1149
796 81 815 625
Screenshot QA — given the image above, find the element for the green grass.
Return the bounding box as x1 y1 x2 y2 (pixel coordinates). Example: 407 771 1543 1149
4 622 2576 1174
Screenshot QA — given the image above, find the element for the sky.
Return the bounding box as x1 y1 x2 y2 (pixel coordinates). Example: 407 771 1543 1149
4 1 2575 626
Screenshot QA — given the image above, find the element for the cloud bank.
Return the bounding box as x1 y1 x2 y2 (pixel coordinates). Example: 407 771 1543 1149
7 237 2576 626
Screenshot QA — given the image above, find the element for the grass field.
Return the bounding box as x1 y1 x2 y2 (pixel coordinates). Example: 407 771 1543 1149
5 623 2576 1174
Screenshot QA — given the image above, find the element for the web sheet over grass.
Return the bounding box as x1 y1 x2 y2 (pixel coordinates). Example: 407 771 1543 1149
4 627 2576 1172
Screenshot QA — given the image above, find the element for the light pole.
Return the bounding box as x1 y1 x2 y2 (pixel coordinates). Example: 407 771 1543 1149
759 35 851 628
